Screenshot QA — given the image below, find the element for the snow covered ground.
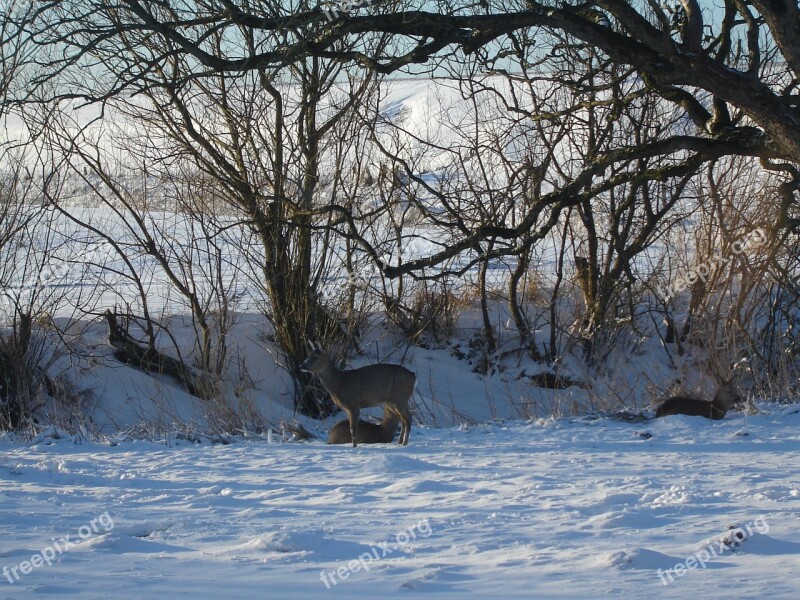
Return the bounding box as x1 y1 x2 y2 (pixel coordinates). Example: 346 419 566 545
3 403 800 599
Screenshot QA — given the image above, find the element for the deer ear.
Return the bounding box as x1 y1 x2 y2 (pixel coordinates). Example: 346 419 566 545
716 375 733 387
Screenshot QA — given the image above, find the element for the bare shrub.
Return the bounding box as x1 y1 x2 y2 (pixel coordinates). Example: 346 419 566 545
0 322 59 431
385 282 460 346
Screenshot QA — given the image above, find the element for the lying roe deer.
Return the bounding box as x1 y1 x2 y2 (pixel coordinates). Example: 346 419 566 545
301 345 414 447
655 380 742 419
328 407 401 445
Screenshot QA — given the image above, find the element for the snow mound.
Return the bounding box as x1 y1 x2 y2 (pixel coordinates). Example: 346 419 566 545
603 547 678 570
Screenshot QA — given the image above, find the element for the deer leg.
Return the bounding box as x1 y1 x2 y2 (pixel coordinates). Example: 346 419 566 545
347 407 360 448
397 405 411 445
384 405 401 443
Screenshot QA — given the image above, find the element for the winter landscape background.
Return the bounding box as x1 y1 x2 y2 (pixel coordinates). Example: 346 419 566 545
3 1 800 597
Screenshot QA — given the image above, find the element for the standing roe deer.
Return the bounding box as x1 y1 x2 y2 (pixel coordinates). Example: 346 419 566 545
655 380 742 419
328 407 401 445
301 345 414 447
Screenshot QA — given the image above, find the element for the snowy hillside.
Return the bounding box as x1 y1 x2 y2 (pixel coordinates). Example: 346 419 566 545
0 76 710 434
2 404 800 598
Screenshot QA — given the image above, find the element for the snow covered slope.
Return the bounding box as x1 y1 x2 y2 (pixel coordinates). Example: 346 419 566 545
2 403 799 598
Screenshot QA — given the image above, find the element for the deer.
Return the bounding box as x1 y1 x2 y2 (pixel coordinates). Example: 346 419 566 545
328 407 401 445
301 344 415 447
655 379 742 420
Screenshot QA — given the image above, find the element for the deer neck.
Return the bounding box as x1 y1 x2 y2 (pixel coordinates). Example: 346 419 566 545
713 388 734 410
316 360 344 395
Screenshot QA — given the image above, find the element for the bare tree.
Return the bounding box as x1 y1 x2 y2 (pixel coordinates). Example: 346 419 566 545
18 2 393 416
6 0 800 417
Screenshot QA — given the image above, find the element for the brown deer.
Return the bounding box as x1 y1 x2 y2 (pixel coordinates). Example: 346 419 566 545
328 408 401 445
655 380 742 420
301 345 414 447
